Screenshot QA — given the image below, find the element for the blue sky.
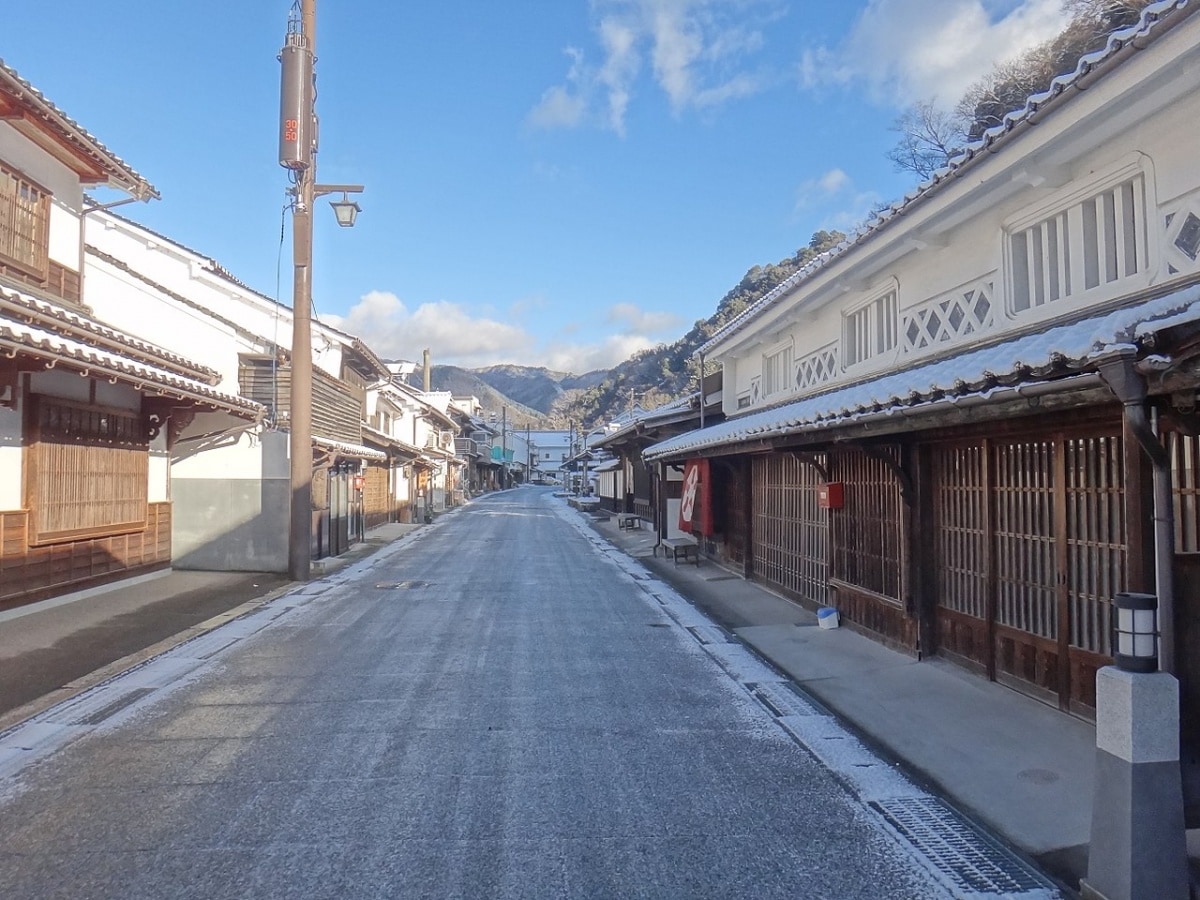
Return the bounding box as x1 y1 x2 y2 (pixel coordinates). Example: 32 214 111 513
6 0 1071 373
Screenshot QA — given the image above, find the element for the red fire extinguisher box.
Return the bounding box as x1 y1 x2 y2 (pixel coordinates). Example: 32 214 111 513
817 481 844 510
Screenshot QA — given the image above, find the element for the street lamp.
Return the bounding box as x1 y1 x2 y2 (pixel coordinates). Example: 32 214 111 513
278 0 363 582
329 191 361 227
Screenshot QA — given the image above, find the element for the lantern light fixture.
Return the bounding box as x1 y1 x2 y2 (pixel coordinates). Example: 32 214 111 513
329 192 361 227
1112 591 1159 673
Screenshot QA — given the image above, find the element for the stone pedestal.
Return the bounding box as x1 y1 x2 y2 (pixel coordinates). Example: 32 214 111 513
1080 667 1187 900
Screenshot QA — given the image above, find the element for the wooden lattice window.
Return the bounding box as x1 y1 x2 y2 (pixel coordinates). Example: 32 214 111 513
27 396 148 544
0 162 50 280
1172 431 1200 553
931 443 989 621
830 446 902 601
843 288 898 368
1064 435 1125 655
994 440 1058 640
751 453 828 602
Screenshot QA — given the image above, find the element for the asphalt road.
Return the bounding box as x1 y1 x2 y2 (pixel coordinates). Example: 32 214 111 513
0 488 949 899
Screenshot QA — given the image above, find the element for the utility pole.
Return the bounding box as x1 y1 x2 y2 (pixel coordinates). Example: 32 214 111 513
279 0 362 581
501 405 508 488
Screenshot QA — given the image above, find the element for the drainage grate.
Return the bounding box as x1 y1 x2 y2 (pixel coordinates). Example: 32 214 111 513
68 688 156 727
689 625 729 645
751 681 820 718
871 797 1058 896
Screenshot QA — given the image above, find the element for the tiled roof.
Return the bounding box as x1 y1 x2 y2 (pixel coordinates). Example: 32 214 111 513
0 282 223 384
311 435 387 461
0 312 262 418
0 59 157 199
593 393 700 447
361 423 424 458
646 282 1200 460
699 0 1196 356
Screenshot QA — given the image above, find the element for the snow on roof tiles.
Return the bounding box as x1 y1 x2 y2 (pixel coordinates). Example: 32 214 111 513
647 283 1200 460
0 315 262 417
311 435 387 461
0 59 157 200
1 283 223 383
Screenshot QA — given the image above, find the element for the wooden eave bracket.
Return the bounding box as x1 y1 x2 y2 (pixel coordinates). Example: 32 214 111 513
786 450 830 482
857 443 915 506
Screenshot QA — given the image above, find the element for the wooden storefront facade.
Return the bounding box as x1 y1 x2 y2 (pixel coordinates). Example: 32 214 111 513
670 397 1200 725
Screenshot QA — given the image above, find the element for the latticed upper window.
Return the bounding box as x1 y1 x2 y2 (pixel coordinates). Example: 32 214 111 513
761 344 792 397
0 162 50 279
843 289 898 368
1009 173 1147 312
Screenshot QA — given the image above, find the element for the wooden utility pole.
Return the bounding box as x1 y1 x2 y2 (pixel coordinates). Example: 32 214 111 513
280 0 362 580
286 0 317 582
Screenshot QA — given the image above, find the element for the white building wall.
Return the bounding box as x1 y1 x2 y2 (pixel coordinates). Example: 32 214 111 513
0 122 83 271
0 403 22 510
717 55 1200 420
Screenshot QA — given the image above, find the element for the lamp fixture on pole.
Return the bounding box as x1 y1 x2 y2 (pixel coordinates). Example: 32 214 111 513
322 186 363 228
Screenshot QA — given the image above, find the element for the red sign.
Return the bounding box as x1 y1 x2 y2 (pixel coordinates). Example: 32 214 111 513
678 458 714 535
817 481 844 510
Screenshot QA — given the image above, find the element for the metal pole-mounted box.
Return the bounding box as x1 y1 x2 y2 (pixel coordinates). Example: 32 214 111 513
817 482 844 510
279 40 314 170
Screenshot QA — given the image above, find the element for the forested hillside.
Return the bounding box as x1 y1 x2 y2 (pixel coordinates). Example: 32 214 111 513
552 230 846 428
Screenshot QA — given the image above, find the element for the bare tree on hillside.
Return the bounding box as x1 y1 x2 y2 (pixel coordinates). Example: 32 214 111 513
888 0 1156 176
886 99 965 180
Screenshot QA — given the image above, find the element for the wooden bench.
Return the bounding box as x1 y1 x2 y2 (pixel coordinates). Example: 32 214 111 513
617 513 642 530
656 536 699 566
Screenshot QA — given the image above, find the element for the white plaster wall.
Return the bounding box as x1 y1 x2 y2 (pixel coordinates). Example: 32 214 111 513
84 257 247 386
149 434 169 504
0 402 23 510
88 214 352 381
172 419 268 481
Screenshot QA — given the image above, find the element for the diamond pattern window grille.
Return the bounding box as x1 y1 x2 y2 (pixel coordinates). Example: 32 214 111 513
902 283 995 354
794 344 838 392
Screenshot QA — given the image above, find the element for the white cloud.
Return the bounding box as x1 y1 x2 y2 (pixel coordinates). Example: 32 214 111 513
801 0 1072 108
528 0 782 135
606 301 682 334
321 291 533 367
541 333 662 373
791 168 883 234
794 167 852 212
322 291 666 373
528 48 589 130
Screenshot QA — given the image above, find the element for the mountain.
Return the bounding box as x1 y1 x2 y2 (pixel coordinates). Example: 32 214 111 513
414 233 847 430
472 365 607 415
408 364 605 427
552 229 849 428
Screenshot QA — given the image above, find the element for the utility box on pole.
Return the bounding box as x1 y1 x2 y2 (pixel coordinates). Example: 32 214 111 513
278 25 313 171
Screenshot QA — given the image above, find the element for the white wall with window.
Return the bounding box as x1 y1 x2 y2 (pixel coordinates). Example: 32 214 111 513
710 38 1200 420
0 124 84 278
